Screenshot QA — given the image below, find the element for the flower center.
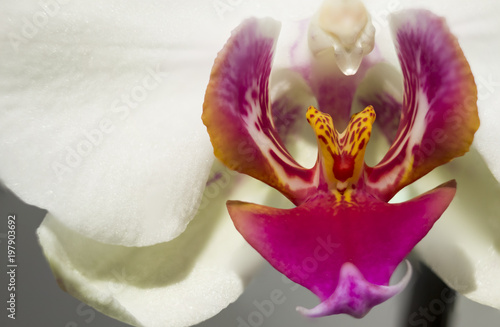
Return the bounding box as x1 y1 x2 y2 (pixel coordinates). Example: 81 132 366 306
307 106 375 193
308 0 375 75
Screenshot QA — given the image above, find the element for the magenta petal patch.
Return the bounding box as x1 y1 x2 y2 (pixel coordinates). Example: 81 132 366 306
228 181 456 317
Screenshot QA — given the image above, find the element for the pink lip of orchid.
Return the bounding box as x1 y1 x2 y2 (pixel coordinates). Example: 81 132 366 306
202 9 479 319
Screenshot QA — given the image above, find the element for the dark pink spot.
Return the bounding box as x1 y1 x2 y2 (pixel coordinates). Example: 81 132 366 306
349 133 355 144
359 139 366 150
332 154 355 182
326 146 335 158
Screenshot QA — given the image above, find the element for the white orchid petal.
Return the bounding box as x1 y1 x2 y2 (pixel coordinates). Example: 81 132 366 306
242 0 323 21
36 167 290 327
0 1 318 247
0 1 231 247
412 149 500 310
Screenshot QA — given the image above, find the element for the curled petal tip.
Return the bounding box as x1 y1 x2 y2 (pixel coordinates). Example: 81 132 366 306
296 261 412 318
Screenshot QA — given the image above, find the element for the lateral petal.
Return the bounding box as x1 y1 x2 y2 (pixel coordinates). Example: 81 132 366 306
365 9 479 201
448 1 500 183
203 18 318 204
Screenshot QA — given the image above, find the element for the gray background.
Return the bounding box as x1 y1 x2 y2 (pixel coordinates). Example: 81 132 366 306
1 186 500 327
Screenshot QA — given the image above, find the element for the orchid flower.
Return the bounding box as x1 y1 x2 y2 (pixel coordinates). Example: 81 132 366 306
0 0 499 327
204 0 500 320
202 1 481 317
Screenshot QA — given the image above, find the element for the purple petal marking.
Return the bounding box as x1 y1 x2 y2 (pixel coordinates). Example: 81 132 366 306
297 261 412 318
203 18 318 205
365 10 479 201
206 172 223 186
272 99 305 141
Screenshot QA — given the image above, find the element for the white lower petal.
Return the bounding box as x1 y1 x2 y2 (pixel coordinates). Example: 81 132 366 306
36 167 286 327
411 149 500 310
